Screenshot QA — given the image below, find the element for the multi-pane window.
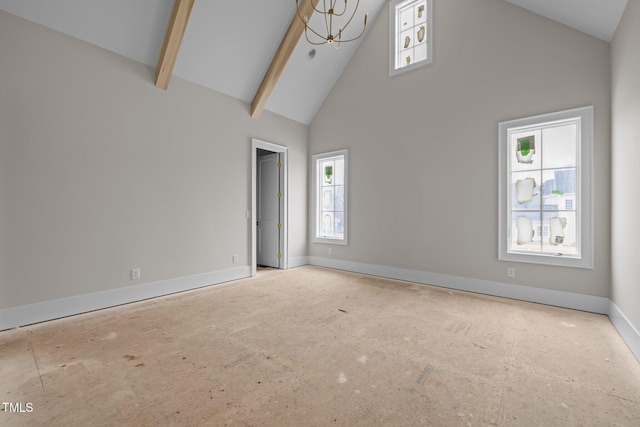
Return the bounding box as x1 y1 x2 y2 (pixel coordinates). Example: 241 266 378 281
499 106 593 268
389 0 432 77
313 150 348 244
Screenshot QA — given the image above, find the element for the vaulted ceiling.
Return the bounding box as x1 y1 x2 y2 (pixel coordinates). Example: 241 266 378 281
0 0 628 125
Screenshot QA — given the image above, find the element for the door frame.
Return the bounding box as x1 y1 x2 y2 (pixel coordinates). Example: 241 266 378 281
251 138 288 276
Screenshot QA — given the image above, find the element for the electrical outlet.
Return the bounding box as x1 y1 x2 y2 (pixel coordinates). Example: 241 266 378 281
507 267 516 278
233 254 239 263
131 268 141 280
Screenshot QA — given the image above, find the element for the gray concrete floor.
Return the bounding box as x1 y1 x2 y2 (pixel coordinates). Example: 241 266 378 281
1 266 639 426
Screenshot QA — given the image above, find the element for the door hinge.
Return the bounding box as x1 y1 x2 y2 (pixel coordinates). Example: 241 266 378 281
277 252 282 259
277 223 281 229
277 192 282 198
277 161 282 168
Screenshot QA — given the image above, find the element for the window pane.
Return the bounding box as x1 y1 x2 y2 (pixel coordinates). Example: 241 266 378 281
415 1 427 24
321 159 335 184
542 212 577 255
391 0 432 75
334 158 345 185
511 211 540 251
401 51 414 67
500 106 592 267
334 185 344 211
400 28 414 51
510 129 542 172
334 212 344 238
511 171 541 210
322 212 334 236
314 150 348 243
323 187 334 210
542 168 576 210
414 42 428 63
399 7 414 29
542 123 577 169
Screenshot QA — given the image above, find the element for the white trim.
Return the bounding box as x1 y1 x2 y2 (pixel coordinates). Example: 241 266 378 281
309 256 636 361
0 267 251 331
498 105 594 269
312 149 349 245
252 138 289 276
308 257 609 313
288 256 310 269
2 258 637 362
389 0 433 77
609 301 640 362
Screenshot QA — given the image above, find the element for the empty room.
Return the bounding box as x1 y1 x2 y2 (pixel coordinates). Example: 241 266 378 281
1 0 639 425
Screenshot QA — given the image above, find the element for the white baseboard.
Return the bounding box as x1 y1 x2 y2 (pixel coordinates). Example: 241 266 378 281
3 259 638 363
288 256 310 269
307 257 640 361
308 257 610 313
609 301 640 362
0 266 251 331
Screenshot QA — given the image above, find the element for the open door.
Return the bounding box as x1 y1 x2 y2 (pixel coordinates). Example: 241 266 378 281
251 139 288 276
257 152 280 268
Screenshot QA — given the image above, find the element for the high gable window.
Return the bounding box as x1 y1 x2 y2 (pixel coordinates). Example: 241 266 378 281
389 0 433 77
498 106 594 268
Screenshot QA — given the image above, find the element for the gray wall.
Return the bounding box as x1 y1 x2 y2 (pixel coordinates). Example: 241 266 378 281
0 10 308 309
309 0 611 297
611 0 640 332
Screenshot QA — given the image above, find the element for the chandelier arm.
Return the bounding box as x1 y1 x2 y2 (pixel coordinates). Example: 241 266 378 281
295 2 328 42
304 27 329 45
295 0 327 24
304 19 331 42
333 29 343 49
336 0 360 33
332 0 348 17
310 0 330 15
296 0 365 46
332 15 367 43
295 0 311 24
325 0 332 39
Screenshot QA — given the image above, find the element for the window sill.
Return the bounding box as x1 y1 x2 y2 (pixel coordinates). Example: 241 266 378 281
313 237 348 245
499 251 593 269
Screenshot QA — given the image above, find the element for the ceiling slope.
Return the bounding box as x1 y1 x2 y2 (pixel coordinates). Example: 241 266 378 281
0 1 629 124
505 0 628 42
0 0 385 125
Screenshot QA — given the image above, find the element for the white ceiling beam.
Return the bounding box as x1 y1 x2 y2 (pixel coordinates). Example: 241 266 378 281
251 0 317 119
155 0 195 90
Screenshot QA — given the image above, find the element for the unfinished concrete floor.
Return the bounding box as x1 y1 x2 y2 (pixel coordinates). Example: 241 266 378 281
1 266 639 426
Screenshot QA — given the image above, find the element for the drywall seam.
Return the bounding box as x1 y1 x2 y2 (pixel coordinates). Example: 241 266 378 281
308 257 609 314
0 266 251 331
609 301 640 362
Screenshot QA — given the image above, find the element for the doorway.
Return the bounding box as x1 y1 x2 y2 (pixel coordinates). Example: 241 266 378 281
251 139 288 276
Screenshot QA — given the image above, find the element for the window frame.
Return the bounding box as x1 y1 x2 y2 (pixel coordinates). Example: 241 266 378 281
498 106 594 269
389 0 433 77
312 149 349 245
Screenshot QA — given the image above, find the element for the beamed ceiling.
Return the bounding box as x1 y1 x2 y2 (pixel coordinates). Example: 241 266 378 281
0 0 628 125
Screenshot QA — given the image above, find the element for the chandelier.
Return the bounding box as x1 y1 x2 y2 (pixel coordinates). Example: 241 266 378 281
296 0 368 48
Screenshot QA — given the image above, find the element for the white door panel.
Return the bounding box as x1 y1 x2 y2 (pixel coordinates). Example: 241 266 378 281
257 153 280 268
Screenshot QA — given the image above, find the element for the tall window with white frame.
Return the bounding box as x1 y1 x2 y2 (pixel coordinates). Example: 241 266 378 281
313 150 348 244
389 0 433 77
499 106 593 269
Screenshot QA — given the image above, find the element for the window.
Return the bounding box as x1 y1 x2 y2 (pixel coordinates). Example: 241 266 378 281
389 0 433 77
499 106 593 268
313 150 348 244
